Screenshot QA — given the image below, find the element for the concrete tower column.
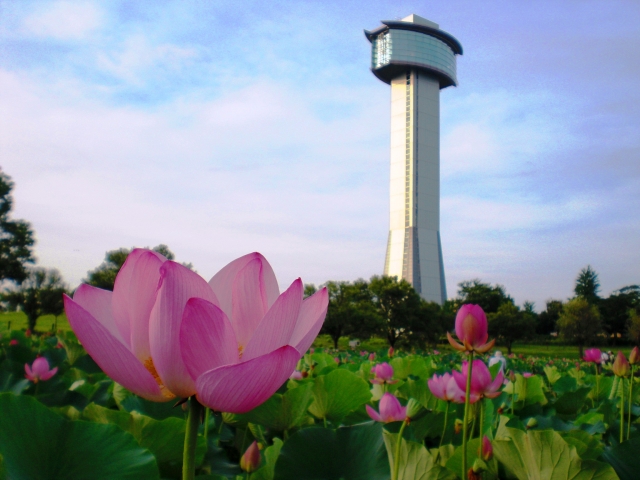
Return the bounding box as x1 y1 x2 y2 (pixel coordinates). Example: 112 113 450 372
366 14 462 304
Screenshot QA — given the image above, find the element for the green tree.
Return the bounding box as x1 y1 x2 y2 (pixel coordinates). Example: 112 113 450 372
2 268 68 331
574 265 601 304
85 244 177 291
537 300 563 335
557 297 602 358
368 275 424 348
457 279 513 314
487 302 534 354
0 169 35 284
320 280 378 349
627 308 640 345
600 285 640 344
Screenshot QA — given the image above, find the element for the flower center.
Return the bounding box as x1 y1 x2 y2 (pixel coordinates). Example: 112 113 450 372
144 357 176 399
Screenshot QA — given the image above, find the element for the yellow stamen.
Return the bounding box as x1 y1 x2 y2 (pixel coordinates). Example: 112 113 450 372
144 357 175 399
238 345 244 360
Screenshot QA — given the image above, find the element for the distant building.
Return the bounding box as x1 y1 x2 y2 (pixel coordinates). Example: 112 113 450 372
365 14 463 304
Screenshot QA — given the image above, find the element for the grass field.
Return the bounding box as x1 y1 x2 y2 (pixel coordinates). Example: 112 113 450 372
0 312 71 333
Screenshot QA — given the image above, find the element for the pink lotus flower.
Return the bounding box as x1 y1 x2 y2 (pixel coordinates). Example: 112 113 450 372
9 339 18 346
522 372 533 378
370 362 398 385
368 352 376 361
240 441 261 473
366 393 406 423
453 360 504 403
583 348 602 364
447 304 495 354
428 372 465 403
613 351 630 377
180 253 328 413
25 357 58 383
64 249 177 401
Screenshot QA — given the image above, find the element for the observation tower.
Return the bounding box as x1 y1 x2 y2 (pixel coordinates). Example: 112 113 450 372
365 14 463 304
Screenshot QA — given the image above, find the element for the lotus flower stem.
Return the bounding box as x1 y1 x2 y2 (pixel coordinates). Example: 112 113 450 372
620 379 625 444
204 408 210 442
183 396 203 480
478 400 484 456
628 366 634 440
392 418 408 480
462 352 474 480
439 402 450 448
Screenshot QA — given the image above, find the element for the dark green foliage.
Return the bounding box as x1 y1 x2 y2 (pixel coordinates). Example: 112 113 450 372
537 299 563 335
488 302 534 354
456 279 513 314
601 285 640 344
557 297 602 358
574 265 601 305
320 280 379 349
2 268 68 331
0 169 35 284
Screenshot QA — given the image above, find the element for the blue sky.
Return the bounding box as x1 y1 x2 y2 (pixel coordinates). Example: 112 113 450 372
1 0 638 309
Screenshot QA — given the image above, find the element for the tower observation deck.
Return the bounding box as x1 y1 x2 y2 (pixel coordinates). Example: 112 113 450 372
365 14 463 304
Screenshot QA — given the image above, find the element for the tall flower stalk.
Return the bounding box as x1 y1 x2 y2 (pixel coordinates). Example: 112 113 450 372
183 397 203 480
613 351 630 443
447 304 495 479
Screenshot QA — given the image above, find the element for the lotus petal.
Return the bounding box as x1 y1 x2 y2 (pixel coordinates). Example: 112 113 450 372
290 287 329 355
150 261 219 398
73 285 123 344
64 295 168 401
180 298 239 380
241 279 302 361
195 346 299 414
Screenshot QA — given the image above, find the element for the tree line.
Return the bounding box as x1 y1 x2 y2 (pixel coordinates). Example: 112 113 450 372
1 167 638 350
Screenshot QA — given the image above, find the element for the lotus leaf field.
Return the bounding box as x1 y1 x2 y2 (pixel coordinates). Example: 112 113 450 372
1 327 639 480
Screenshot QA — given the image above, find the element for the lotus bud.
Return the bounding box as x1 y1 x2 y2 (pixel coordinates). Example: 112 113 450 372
454 418 463 434
388 346 395 358
479 435 493 461
9 339 18 346
447 304 495 354
613 351 630 377
508 370 516 383
629 347 640 366
369 352 376 361
405 398 423 420
240 441 261 473
526 417 538 429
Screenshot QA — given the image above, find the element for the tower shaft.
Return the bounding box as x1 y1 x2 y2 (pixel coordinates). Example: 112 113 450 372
384 70 446 304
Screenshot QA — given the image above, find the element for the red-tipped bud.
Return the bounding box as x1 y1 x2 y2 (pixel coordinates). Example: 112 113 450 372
448 304 495 354
388 346 394 358
479 435 493 461
613 351 630 377
629 347 640 366
240 441 261 473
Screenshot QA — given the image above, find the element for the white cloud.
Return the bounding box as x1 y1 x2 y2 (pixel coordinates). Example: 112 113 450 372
22 1 102 40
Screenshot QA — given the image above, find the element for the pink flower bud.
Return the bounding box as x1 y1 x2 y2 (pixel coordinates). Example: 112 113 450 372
388 346 394 358
479 435 493 461
447 304 495 354
613 351 630 377
370 362 397 385
368 352 376 361
629 347 640 366
240 441 261 473
9 339 18 346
